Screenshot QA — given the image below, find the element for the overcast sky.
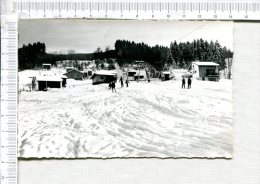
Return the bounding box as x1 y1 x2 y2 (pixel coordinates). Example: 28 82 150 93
19 20 233 53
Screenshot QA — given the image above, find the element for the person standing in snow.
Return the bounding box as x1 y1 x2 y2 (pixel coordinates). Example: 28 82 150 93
109 82 112 89
125 80 129 87
182 77 186 89
31 77 36 90
188 77 192 89
111 81 116 92
120 77 124 88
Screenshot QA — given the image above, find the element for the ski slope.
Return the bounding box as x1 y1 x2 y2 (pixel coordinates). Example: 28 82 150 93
18 70 232 158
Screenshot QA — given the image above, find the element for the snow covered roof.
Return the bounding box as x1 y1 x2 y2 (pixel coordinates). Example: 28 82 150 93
65 67 75 69
82 69 93 73
90 70 117 79
93 70 117 76
42 63 51 66
193 62 220 66
128 69 138 72
36 76 62 82
162 71 170 74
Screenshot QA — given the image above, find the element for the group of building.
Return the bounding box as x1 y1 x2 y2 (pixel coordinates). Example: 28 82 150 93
32 59 232 91
32 64 92 91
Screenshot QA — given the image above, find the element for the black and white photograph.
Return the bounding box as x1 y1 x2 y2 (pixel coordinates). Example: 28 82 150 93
18 20 233 158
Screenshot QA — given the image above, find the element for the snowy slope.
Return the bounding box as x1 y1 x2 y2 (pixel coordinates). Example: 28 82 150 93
18 71 232 158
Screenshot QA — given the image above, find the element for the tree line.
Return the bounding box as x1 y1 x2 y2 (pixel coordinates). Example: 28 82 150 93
18 43 94 70
18 42 46 69
115 39 233 70
18 39 232 71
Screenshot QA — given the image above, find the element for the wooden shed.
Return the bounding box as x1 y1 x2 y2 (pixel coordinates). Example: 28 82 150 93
189 61 220 81
127 69 147 81
64 69 84 80
91 70 117 85
160 71 171 81
36 76 62 91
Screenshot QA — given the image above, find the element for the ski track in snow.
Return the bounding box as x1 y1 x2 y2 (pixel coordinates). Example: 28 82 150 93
18 71 232 158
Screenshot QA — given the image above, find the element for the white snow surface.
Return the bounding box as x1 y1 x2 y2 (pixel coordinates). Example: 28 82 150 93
18 70 232 158
94 70 117 76
193 61 220 66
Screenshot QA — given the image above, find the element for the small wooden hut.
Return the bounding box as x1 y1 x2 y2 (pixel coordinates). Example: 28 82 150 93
189 61 220 81
36 76 62 91
64 69 84 80
91 70 117 85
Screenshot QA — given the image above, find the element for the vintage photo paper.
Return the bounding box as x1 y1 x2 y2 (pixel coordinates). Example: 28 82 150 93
18 20 233 158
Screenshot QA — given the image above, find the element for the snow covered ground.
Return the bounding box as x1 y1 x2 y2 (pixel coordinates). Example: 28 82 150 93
18 70 232 158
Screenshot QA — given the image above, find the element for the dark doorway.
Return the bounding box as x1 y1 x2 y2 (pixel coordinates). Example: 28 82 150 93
164 74 170 80
128 72 136 77
206 69 216 76
38 81 47 91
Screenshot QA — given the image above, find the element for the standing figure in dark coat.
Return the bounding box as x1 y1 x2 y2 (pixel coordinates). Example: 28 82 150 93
182 77 186 89
188 77 192 89
125 80 129 87
109 82 112 89
120 77 124 88
111 81 116 92
32 77 36 90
